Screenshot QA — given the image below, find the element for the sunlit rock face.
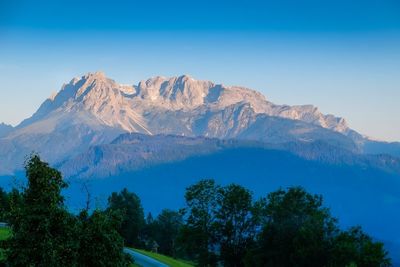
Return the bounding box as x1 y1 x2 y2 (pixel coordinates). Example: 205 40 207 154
0 71 396 174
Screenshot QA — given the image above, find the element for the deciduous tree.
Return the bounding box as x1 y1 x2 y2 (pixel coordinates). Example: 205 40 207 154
107 188 145 246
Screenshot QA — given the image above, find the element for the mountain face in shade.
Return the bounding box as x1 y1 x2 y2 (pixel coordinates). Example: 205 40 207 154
58 133 400 179
0 71 398 174
0 123 13 138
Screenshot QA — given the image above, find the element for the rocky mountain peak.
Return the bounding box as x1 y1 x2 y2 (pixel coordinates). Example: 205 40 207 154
85 71 106 79
136 74 214 108
50 71 116 104
17 72 352 137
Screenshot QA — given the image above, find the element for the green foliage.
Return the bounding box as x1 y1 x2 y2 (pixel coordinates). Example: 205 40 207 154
180 179 219 266
0 228 11 241
3 155 131 267
141 212 156 244
330 226 391 267
250 187 338 266
152 209 183 257
179 181 391 267
248 187 391 267
0 227 11 263
5 154 80 267
77 210 132 267
0 188 10 221
180 181 265 267
214 184 263 267
108 188 145 246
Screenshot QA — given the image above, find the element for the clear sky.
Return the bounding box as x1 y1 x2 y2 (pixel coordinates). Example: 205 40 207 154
0 0 399 141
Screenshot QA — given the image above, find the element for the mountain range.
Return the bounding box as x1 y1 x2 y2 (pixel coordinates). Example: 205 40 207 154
0 72 399 261
0 71 399 175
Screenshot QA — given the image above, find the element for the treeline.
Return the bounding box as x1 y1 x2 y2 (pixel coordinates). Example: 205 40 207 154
110 180 391 267
0 155 132 267
0 155 392 267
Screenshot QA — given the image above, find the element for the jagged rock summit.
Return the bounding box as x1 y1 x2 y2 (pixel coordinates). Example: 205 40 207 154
0 71 397 174
2 72 399 264
20 71 350 135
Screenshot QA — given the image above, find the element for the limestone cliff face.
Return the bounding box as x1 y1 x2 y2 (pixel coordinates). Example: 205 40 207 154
0 71 392 174
20 71 349 135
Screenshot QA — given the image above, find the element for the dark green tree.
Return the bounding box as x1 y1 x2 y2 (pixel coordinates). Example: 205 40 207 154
251 187 338 267
5 155 80 266
0 188 9 221
107 188 145 246
77 209 132 267
329 226 391 267
1 189 22 234
153 209 183 257
4 155 132 267
180 179 219 266
215 184 264 267
142 212 157 248
249 187 391 267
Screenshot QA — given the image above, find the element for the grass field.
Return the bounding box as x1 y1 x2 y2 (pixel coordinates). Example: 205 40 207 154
0 227 11 261
131 248 194 267
0 227 10 241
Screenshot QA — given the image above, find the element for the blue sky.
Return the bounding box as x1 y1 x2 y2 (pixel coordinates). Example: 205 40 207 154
0 0 399 141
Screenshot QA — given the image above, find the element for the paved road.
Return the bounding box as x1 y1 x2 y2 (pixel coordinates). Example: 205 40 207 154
124 248 169 267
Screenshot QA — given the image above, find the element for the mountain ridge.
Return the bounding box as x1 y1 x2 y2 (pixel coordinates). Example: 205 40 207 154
18 71 351 134
0 123 13 138
0 71 399 174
